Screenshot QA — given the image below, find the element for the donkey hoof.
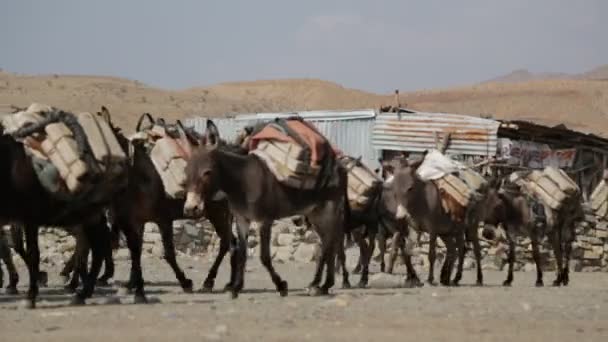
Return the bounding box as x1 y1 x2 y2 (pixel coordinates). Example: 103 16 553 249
552 280 562 287
357 281 368 289
134 294 148 304
476 280 484 287
535 280 544 287
278 281 289 297
502 280 512 287
451 279 461 287
70 296 86 306
562 278 569 287
5 287 18 295
342 281 351 289
427 280 438 287
182 279 194 293
38 272 49 287
229 290 239 299
60 275 70 285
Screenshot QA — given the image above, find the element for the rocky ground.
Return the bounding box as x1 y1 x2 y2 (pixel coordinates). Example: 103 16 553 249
1 244 608 341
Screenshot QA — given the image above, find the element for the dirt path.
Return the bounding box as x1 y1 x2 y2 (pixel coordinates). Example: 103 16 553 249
1 257 607 341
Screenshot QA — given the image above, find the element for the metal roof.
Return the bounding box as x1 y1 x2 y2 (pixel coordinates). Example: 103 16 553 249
372 110 501 157
222 109 376 121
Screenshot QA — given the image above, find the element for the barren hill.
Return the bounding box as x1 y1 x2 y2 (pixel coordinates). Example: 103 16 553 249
1 68 607 137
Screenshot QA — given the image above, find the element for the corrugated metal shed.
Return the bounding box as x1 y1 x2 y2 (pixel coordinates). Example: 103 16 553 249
185 109 381 170
372 110 501 157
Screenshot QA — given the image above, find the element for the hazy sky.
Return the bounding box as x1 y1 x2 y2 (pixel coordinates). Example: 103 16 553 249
1 0 606 93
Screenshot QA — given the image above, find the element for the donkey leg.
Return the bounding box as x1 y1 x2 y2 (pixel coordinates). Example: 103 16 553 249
358 225 376 288
23 224 40 309
550 229 564 287
258 222 288 296
97 245 115 286
336 240 351 289
72 223 106 305
0 232 19 294
562 232 573 286
203 205 235 292
452 232 466 286
530 236 544 287
503 237 516 286
158 219 193 292
472 234 484 286
60 250 77 285
122 221 147 304
427 233 438 286
229 215 249 299
440 235 456 286
377 229 387 273
386 231 400 275
201 226 231 293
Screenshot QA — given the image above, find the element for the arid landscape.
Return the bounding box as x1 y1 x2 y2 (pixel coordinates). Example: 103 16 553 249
1 65 607 136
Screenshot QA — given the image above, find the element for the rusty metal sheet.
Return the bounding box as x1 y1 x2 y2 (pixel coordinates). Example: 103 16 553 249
373 111 500 157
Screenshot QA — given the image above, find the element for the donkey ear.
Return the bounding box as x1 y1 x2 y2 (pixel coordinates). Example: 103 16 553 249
205 119 220 146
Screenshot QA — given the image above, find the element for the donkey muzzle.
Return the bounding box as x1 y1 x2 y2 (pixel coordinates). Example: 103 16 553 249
395 204 408 220
184 191 205 218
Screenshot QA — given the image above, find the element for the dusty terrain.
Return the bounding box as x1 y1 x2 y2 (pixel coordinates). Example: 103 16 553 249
1 65 607 136
1 255 608 342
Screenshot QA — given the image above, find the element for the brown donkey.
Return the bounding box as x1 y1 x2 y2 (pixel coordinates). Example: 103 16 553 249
184 119 348 298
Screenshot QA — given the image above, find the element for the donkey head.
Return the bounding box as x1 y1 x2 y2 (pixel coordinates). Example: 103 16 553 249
391 155 424 220
183 119 221 217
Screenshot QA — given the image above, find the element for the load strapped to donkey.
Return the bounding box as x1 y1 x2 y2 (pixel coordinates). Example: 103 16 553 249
590 172 608 219
245 117 340 190
128 113 201 199
415 149 489 225
507 166 581 225
1 103 127 204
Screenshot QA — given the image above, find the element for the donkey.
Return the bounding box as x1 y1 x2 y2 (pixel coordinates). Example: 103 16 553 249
0 227 19 294
184 119 348 298
335 160 423 289
481 177 583 287
0 111 122 308
391 156 471 286
61 110 237 303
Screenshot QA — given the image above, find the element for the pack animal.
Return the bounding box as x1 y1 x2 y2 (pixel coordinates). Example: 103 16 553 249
481 177 583 286
184 119 348 298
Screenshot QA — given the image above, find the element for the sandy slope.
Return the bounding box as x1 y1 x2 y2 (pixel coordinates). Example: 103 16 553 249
1 69 607 136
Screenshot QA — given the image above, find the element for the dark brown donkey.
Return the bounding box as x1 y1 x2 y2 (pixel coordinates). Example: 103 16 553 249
37 110 237 303
0 109 118 308
481 177 583 286
79 111 236 302
184 119 348 298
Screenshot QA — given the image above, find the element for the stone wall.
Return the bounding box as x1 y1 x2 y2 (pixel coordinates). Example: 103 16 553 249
3 214 606 274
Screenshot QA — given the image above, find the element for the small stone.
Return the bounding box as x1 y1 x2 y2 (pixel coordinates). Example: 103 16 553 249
322 294 351 307
368 273 402 289
144 233 162 244
583 250 601 260
294 243 318 263
215 324 228 335
277 233 295 246
114 248 130 261
273 246 294 262
520 263 534 272
302 231 319 244
101 296 122 305
521 302 531 311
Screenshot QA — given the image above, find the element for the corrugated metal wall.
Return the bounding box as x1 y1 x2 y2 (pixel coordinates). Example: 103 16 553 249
185 111 381 170
372 111 500 157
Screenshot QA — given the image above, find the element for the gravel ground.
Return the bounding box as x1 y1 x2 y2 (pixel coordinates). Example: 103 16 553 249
1 256 608 342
